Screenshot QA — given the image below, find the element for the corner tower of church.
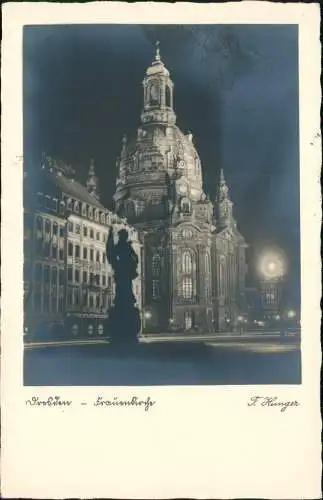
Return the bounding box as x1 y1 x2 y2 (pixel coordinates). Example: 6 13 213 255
113 44 247 333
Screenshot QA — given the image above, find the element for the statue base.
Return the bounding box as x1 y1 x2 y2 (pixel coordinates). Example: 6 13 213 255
107 304 141 347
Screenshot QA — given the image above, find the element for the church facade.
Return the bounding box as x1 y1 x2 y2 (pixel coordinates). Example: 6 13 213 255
113 45 248 333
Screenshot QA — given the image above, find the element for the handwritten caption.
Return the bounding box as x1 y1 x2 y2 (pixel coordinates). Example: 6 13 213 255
247 396 300 412
25 396 156 412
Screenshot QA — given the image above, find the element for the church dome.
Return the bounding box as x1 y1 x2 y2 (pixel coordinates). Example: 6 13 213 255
117 123 203 201
114 44 205 218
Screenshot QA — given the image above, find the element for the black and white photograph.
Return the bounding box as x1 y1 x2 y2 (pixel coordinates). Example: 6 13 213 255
23 22 303 385
1 3 321 500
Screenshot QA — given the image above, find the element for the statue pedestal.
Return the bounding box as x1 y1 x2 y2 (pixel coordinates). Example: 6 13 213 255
108 304 141 347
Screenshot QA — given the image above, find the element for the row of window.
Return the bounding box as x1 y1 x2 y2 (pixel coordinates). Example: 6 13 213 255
36 217 65 237
67 267 113 288
68 222 106 242
36 192 117 226
151 277 195 300
67 243 107 263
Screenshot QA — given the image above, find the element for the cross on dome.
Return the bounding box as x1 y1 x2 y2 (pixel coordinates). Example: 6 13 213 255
155 40 161 61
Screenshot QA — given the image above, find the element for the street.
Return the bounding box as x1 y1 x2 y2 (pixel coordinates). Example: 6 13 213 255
24 335 301 386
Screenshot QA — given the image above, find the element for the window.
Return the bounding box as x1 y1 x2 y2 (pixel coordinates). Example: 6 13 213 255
68 287 73 306
182 200 191 214
102 275 106 286
75 245 80 259
59 247 64 261
59 201 65 215
90 249 94 261
59 269 64 285
59 226 65 238
68 222 73 233
67 267 73 282
44 265 50 283
83 270 88 283
182 251 192 274
52 267 58 283
184 311 193 330
52 245 57 259
102 253 106 264
75 269 80 283
96 295 101 308
90 229 94 239
83 226 88 237
75 224 81 234
82 204 86 216
44 241 50 257
89 295 94 308
182 277 193 299
36 217 43 232
68 242 73 257
96 251 100 263
182 228 193 239
67 199 72 212
74 202 79 213
152 280 160 299
152 254 161 276
165 85 171 107
96 232 100 241
35 264 42 282
53 224 58 235
74 290 80 306
83 247 88 260
88 208 93 220
151 193 159 205
45 220 51 233
135 200 145 216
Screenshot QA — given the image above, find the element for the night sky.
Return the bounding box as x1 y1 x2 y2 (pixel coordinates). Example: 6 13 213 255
23 24 300 305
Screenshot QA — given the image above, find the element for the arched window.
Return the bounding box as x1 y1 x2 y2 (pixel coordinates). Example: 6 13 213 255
219 262 224 296
182 277 193 299
182 250 192 274
182 228 193 239
165 85 171 107
181 198 191 214
149 82 159 106
152 254 161 276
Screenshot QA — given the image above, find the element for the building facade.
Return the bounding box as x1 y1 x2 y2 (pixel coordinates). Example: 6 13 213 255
113 45 247 333
24 157 142 341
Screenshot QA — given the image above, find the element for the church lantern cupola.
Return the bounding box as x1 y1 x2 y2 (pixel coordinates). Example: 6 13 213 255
141 41 176 126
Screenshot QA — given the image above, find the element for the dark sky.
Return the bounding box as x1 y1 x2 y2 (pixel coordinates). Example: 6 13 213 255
23 24 300 305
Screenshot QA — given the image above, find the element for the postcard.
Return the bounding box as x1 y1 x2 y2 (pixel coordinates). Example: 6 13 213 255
1 2 321 498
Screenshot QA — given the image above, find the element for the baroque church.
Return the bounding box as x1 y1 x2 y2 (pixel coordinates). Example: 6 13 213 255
114 44 247 333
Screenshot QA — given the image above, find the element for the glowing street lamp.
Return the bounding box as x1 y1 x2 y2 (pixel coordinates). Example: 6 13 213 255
287 310 296 319
144 311 152 320
257 249 286 281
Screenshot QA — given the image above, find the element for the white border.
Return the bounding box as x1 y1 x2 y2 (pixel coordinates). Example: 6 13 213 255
1 2 321 498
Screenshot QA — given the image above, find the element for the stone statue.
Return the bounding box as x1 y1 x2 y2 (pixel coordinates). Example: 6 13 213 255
106 227 138 307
